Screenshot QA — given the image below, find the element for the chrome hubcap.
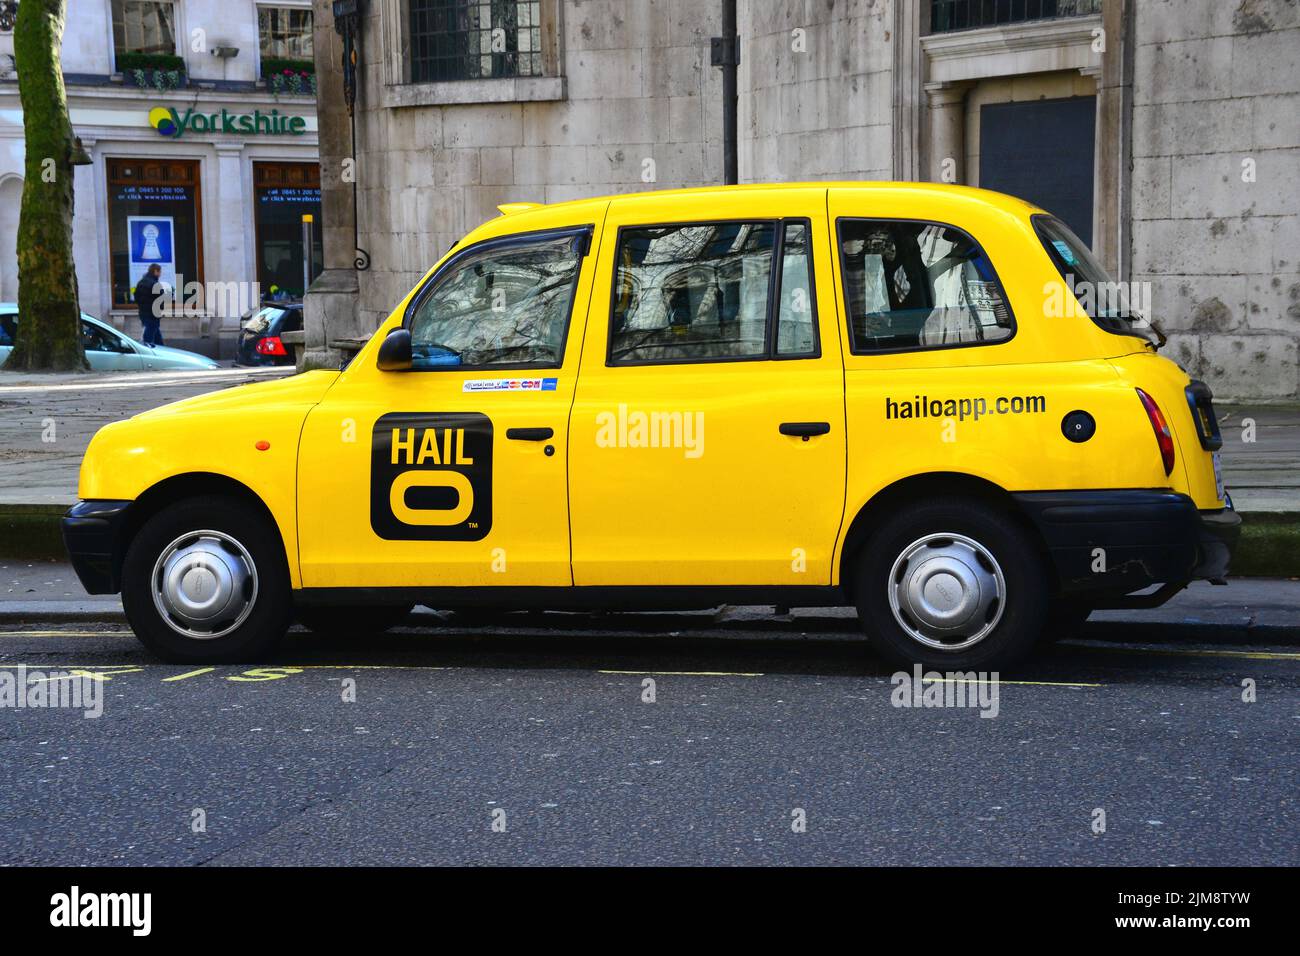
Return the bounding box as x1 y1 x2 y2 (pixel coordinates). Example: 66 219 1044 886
151 530 258 639
887 532 1005 651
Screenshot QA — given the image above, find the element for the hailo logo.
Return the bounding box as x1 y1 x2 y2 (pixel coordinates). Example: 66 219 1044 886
371 412 492 540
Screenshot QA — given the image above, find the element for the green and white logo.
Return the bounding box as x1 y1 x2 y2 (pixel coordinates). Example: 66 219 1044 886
149 106 307 139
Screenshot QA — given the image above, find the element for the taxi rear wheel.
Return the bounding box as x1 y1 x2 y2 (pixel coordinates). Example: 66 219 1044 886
852 498 1048 671
295 604 414 637
121 495 292 663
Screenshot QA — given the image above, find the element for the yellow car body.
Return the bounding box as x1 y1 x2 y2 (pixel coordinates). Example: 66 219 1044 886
63 183 1240 667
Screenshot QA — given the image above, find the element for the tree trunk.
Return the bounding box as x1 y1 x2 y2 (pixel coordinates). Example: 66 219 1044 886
4 0 87 371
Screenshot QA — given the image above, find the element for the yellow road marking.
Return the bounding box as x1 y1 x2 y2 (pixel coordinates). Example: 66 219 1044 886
598 669 763 677
0 663 450 672
162 668 215 682
923 676 1102 688
0 631 130 638
1067 643 1300 662
226 667 305 682
58 667 146 681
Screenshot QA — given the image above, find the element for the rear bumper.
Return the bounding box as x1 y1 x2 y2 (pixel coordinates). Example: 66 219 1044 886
61 499 133 594
1014 489 1241 598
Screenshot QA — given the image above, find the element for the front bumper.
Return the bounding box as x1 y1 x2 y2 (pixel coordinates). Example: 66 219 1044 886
61 499 133 594
1014 489 1241 598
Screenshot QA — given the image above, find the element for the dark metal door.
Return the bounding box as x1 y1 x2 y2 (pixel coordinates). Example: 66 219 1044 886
979 95 1096 245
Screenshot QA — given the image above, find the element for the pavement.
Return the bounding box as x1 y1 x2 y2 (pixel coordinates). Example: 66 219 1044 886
0 365 290 506
0 366 1293 511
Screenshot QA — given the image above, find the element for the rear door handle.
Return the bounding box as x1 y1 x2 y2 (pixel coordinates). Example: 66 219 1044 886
779 421 830 439
506 427 554 441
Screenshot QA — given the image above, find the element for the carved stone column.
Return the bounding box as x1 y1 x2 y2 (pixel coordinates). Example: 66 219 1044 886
924 81 971 184
301 0 360 370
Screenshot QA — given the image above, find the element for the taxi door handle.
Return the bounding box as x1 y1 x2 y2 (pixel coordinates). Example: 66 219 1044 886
780 421 830 440
506 427 554 441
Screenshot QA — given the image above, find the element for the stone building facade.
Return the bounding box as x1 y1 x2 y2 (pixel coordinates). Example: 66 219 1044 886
306 0 1298 400
0 0 320 357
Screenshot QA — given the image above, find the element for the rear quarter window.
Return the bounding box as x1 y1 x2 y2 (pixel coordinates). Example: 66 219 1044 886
837 219 1014 354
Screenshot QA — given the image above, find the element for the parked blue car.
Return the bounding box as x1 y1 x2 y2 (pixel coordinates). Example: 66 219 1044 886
0 304 219 371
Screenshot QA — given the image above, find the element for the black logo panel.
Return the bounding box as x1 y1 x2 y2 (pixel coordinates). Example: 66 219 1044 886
370 412 493 541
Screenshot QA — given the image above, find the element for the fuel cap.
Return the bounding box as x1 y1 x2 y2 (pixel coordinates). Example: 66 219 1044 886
1061 410 1096 443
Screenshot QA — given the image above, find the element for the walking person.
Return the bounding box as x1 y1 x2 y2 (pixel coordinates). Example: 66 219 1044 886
135 264 167 347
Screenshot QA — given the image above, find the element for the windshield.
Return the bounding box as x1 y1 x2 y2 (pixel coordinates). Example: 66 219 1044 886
1032 215 1162 348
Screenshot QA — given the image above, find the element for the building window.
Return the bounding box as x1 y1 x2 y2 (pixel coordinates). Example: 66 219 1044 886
929 0 1101 34
111 0 177 56
258 5 315 60
106 158 203 311
253 162 323 301
837 219 1013 354
409 0 543 83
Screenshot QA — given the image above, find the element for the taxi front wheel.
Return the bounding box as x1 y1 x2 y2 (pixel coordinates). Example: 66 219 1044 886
852 498 1049 671
121 496 293 663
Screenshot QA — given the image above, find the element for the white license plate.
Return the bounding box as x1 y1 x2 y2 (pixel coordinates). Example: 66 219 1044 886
1212 451 1225 501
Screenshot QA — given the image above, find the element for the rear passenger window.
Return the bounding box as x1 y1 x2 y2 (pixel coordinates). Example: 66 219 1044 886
838 219 1013 354
608 219 817 365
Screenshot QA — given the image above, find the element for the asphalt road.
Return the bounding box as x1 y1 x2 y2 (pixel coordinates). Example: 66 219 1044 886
1 612 1296 866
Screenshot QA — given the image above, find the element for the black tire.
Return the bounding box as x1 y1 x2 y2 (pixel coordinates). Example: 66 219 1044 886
851 498 1049 671
296 603 414 636
1042 600 1092 643
121 495 293 663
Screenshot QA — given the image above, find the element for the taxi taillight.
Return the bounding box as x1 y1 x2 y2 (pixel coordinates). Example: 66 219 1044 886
1136 388 1175 477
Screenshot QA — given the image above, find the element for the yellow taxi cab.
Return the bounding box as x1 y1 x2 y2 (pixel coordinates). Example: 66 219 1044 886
61 183 1240 669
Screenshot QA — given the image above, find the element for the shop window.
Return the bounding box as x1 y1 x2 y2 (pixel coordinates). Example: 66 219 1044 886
409 0 544 82
111 0 177 56
258 5 315 59
107 159 202 311
253 162 323 301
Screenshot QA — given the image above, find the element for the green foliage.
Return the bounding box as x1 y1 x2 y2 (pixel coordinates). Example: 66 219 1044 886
114 51 185 73
261 57 315 78
6 0 87 371
126 67 184 90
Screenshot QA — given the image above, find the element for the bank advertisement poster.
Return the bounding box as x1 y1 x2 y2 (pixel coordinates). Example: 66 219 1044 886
127 216 176 296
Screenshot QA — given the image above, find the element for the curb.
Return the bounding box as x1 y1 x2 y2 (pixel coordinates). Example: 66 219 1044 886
1 503 1298 576
0 504 71 561
1230 512 1300 577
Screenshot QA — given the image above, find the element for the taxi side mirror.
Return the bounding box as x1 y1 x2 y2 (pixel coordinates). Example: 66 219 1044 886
377 327 412 372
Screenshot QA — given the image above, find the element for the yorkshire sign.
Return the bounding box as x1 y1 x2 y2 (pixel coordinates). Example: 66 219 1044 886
149 106 307 138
